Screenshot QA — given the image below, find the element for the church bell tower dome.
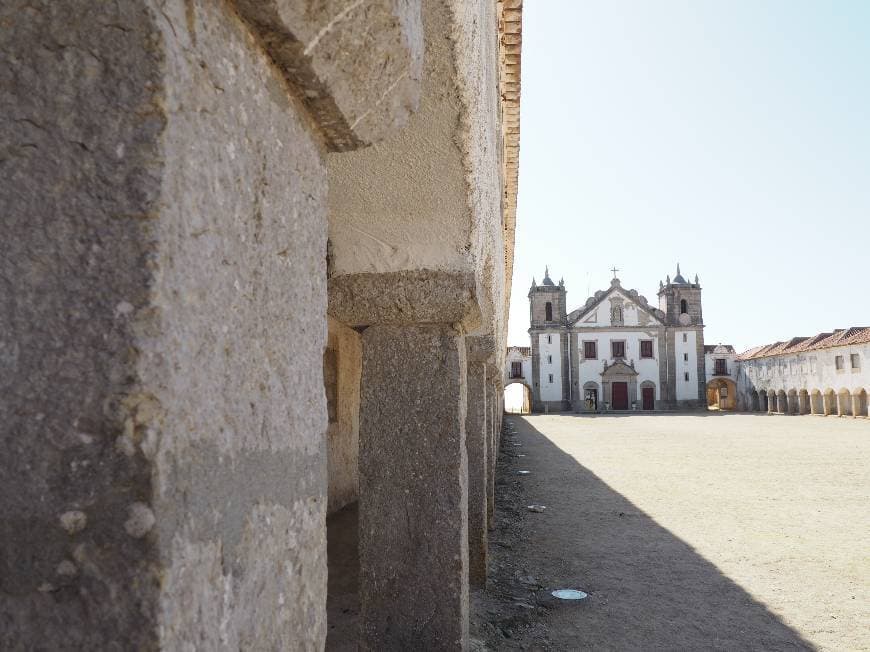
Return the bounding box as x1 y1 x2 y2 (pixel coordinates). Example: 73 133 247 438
541 266 555 287
672 263 687 285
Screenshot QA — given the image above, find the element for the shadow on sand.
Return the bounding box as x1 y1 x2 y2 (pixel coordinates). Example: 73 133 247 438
478 415 813 650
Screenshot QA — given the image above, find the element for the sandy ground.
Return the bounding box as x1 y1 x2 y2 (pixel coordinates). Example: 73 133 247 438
471 413 869 651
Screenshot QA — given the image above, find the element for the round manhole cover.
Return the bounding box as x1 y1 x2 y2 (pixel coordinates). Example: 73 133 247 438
551 589 588 600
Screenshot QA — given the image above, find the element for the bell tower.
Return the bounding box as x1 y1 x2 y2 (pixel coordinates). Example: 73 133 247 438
529 266 566 326
658 263 703 326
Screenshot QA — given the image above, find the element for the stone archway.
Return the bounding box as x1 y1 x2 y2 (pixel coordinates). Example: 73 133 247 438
798 389 810 415
853 388 868 418
582 381 601 412
706 378 736 411
504 381 532 415
639 380 657 411
837 388 853 416
823 389 837 415
749 389 760 412
810 390 823 415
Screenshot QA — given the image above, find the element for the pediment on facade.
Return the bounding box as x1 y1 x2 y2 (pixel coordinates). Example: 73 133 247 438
601 360 638 377
567 282 665 328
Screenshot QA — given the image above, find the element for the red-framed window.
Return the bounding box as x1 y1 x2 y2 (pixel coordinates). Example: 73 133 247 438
611 341 625 358
583 341 597 359
640 340 653 359
714 358 727 375
510 361 523 378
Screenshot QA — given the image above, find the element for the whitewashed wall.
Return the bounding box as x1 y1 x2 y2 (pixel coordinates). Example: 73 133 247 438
504 348 533 386
675 329 699 400
737 343 870 397
538 333 562 401
705 351 738 384
575 330 661 400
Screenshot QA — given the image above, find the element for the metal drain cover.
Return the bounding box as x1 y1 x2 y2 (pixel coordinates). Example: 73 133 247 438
551 589 587 600
516 470 531 475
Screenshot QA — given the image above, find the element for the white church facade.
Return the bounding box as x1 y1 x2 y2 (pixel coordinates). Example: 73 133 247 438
527 266 707 412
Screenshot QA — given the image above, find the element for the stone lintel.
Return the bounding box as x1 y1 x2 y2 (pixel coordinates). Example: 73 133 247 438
328 270 479 327
232 0 422 152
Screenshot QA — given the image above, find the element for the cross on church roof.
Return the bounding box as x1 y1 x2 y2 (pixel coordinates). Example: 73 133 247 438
610 266 620 278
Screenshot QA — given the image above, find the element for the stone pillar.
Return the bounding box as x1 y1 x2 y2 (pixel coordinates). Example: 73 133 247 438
486 374 498 531
824 393 835 416
358 324 469 650
465 338 493 589
810 393 819 415
798 392 809 415
1 3 351 647
851 393 861 418
837 392 849 417
486 367 504 530
767 393 776 414
787 393 798 415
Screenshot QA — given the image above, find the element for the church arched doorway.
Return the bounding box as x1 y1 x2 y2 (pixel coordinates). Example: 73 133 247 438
706 378 736 410
504 381 532 415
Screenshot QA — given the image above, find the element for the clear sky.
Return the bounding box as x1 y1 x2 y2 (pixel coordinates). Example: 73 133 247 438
508 0 870 353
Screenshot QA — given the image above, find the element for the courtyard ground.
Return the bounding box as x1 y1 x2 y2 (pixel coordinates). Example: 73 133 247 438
471 413 869 651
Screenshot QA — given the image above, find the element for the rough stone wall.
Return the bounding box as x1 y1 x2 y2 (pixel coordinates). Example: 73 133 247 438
1 1 328 647
1 3 164 647
326 317 362 514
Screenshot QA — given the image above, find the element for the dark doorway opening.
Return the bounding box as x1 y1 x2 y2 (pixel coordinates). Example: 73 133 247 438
642 387 655 410
612 382 629 410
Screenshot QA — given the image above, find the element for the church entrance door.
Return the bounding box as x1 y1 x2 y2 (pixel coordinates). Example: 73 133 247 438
612 382 629 410
642 387 655 410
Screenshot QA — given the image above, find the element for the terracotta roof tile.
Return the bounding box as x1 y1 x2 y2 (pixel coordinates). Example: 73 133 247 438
738 327 869 360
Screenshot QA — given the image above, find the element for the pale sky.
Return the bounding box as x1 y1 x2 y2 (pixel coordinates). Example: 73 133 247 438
507 0 870 353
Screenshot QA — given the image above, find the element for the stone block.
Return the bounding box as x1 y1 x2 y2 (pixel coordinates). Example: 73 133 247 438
233 0 423 151
1 1 328 647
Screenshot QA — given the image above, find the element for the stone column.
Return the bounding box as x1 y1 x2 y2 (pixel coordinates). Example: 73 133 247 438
851 393 862 418
766 393 775 414
810 393 819 415
358 324 469 650
465 338 493 588
824 393 834 416
1 3 363 647
837 392 849 417
787 393 798 415
486 382 498 530
799 392 809 415
486 374 498 531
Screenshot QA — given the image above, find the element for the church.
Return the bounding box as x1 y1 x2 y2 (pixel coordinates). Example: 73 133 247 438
527 266 707 412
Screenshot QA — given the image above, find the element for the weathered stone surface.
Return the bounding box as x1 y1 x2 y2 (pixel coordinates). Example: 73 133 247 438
328 270 478 326
326 0 506 340
358 324 469 649
486 379 498 530
1 1 328 647
0 3 165 647
466 335 496 363
326 316 362 514
233 0 423 151
465 360 488 588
